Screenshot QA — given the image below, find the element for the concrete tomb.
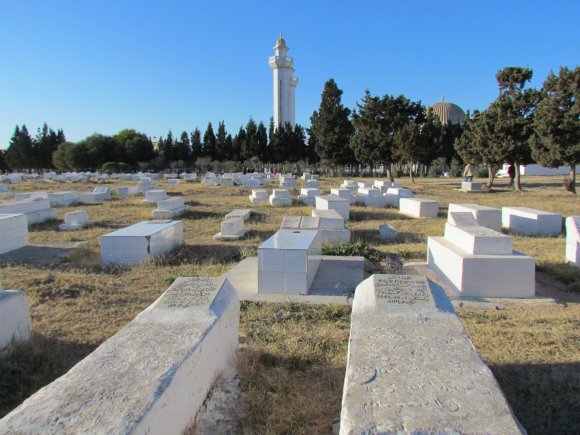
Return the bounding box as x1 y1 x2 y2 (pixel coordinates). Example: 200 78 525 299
258 229 322 294
269 189 292 207
279 175 296 188
249 189 269 205
384 187 414 207
0 290 32 355
213 216 247 240
373 180 401 193
0 214 28 254
47 191 81 206
330 187 356 204
297 188 320 205
116 185 140 196
301 172 312 181
59 210 92 231
143 189 168 204
202 173 220 186
315 194 349 220
461 181 484 192
356 187 386 207
502 206 562 236
448 203 502 232
281 215 351 246
427 220 535 298
378 223 397 240
340 179 358 191
399 197 439 218
341 274 525 434
447 211 479 227
101 220 183 265
152 198 188 219
14 191 49 202
0 277 239 434
0 198 57 226
167 178 181 187
225 209 252 221
566 216 580 267
139 178 154 194
219 175 235 187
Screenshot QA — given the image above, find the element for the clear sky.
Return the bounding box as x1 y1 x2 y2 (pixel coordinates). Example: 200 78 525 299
0 0 578 149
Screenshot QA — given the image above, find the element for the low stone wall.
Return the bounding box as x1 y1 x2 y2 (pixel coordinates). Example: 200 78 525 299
341 274 525 433
0 277 239 434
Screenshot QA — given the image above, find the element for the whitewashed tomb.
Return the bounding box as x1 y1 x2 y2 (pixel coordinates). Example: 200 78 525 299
152 198 187 219
225 209 252 221
59 210 92 231
297 188 320 205
502 206 562 236
399 197 439 218
384 187 414 207
0 198 57 225
566 216 580 267
448 203 502 232
249 189 268 205
269 189 292 207
0 290 32 354
143 189 168 203
315 194 349 220
213 216 247 240
330 187 356 204
0 214 28 254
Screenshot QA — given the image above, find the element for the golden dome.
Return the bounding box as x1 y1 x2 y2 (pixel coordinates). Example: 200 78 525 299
429 96 466 125
275 33 287 47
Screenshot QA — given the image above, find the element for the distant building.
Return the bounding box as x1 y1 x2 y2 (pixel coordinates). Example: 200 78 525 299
429 96 466 125
268 34 298 129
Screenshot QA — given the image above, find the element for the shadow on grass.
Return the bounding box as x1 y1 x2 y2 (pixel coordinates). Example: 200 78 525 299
181 209 222 220
490 362 580 435
0 333 98 418
350 209 410 222
167 191 183 197
152 243 243 266
0 245 81 267
28 219 60 232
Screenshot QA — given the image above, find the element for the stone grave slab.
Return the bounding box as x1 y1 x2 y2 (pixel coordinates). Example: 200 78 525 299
566 216 580 266
448 203 501 232
502 206 562 236
448 211 479 227
0 214 28 254
444 223 512 255
0 290 32 354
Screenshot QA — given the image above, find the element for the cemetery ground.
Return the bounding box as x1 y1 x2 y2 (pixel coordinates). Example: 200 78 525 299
0 176 579 434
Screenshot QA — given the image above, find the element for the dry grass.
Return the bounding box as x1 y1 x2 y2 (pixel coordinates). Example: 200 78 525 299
0 175 579 433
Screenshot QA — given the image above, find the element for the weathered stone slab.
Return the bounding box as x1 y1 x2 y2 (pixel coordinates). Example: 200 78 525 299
502 206 562 236
0 213 28 253
448 203 501 232
0 290 32 354
0 277 239 434
448 211 478 227
341 274 525 434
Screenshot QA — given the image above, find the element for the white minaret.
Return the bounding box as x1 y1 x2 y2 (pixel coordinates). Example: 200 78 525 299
268 33 298 129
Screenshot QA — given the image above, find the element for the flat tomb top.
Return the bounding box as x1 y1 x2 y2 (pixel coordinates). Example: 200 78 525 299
0 213 25 220
103 220 180 237
155 277 223 309
318 194 348 202
400 197 437 203
448 224 508 238
503 206 561 216
449 203 499 211
259 229 319 250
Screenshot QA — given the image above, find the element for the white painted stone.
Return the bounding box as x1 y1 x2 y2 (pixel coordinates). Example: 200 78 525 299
249 189 269 204
373 180 401 193
461 181 484 192
0 277 239 435
399 197 439 218
301 172 312 181
258 229 322 294
279 176 296 188
59 210 91 231
566 216 580 267
152 198 187 219
340 179 358 191
144 189 168 203
315 194 349 220
311 208 344 226
202 173 220 186
447 211 479 227
101 220 183 265
47 191 81 206
0 198 57 225
448 203 502 232
167 178 181 186
502 206 562 236
356 187 386 207
378 223 397 240
0 214 28 254
341 274 525 434
281 215 350 245
444 223 512 255
305 179 319 189
220 176 234 187
330 187 356 204
384 187 414 207
14 191 49 202
214 217 246 240
0 290 32 354
427 236 535 298
297 188 320 205
269 189 292 206
225 209 252 221
116 186 140 196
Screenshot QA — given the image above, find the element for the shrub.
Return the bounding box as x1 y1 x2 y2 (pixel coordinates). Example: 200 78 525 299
100 162 131 174
322 241 383 262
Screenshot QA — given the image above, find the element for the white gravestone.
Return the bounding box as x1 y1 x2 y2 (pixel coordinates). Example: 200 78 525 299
399 197 438 218
258 229 322 294
213 216 247 240
167 178 181 187
341 274 525 434
59 211 91 231
269 189 292 207
384 187 414 207
428 223 535 298
0 198 57 226
0 290 32 354
340 180 358 191
116 186 140 196
143 189 168 204
0 214 28 254
447 211 479 227
0 277 239 435
448 203 502 232
461 181 484 192
281 215 350 246
315 194 349 220
152 198 187 219
47 191 81 206
14 191 49 202
249 189 268 205
225 209 252 221
502 206 562 236
356 188 386 207
279 176 296 188
297 188 320 205
330 187 356 204
101 220 183 265
305 179 319 189
565 216 580 267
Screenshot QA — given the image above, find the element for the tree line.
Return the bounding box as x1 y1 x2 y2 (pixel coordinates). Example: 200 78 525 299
2 65 577 191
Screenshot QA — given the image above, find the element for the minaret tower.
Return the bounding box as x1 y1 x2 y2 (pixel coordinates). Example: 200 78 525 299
268 33 298 129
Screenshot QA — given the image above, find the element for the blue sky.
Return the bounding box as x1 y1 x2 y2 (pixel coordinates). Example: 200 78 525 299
0 0 578 149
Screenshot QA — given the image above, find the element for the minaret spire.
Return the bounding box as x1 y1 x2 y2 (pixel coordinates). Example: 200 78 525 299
269 34 298 129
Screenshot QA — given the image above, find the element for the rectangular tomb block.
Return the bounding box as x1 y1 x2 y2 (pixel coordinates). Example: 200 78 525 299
566 216 580 266
0 290 32 353
502 206 562 236
0 214 28 254
220 216 245 236
448 203 501 232
448 211 479 227
444 223 512 255
315 194 349 220
145 189 168 203
64 210 90 226
157 197 185 211
399 197 438 218
461 181 483 191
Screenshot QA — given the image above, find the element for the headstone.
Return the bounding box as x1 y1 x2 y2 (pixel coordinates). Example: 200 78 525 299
152 198 187 219
144 189 168 203
249 189 268 204
213 216 246 240
297 188 320 205
341 275 526 434
448 211 479 227
59 210 91 231
565 216 580 267
225 209 252 221
399 198 438 218
461 181 484 192
269 189 292 207
0 290 32 355
0 198 57 226
315 194 349 220
330 187 356 204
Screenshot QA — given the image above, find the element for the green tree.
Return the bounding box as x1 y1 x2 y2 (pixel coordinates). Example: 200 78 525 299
176 131 191 164
215 121 228 161
82 134 117 168
32 123 65 171
488 66 540 191
241 119 258 161
394 121 427 183
5 125 34 171
190 128 202 163
350 92 383 174
52 141 76 170
256 121 268 161
0 149 8 171
202 123 216 159
531 66 580 193
115 129 153 165
309 79 354 175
